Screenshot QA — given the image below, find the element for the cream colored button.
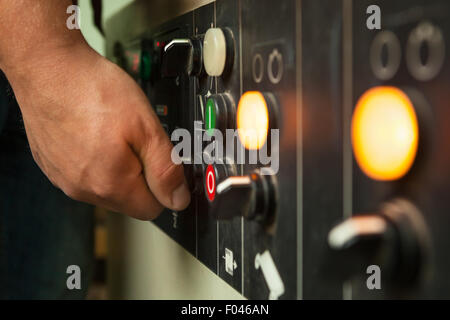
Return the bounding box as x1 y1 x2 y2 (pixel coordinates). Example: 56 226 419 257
203 28 227 76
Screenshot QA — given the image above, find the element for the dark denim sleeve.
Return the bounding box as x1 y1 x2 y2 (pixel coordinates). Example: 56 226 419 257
0 71 95 299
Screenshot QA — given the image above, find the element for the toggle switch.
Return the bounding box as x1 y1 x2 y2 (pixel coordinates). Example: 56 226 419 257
205 93 236 136
210 169 277 224
327 199 430 287
162 38 202 77
203 28 235 77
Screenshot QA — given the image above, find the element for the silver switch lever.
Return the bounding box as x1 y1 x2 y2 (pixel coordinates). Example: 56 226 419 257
162 38 202 77
211 169 277 224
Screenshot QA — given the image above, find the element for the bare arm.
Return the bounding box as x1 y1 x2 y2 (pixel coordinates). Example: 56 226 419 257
0 0 190 219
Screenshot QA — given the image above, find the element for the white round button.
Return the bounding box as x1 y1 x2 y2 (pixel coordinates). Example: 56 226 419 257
203 28 227 76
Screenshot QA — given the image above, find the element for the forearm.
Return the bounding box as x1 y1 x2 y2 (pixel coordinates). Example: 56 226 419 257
0 0 85 74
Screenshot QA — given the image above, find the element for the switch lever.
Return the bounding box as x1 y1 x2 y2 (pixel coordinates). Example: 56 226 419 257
327 215 394 280
326 199 430 288
211 176 253 220
211 170 277 224
162 38 202 77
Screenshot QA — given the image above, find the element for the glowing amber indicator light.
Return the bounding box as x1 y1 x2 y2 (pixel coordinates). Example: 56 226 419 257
352 86 419 181
237 91 270 150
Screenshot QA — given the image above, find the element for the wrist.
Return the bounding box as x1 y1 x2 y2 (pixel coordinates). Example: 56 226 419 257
1 34 88 78
3 40 100 114
0 0 80 72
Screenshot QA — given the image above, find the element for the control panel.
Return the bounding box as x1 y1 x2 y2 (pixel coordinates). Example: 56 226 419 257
106 0 450 299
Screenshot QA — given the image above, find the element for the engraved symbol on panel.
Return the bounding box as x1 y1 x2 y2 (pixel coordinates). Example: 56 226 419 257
222 248 237 276
406 21 445 82
267 49 284 84
370 30 401 81
254 250 285 300
252 53 264 83
172 212 178 229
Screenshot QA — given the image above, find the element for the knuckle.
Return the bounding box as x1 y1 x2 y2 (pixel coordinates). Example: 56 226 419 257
144 117 170 152
47 175 60 189
134 204 164 221
89 180 118 201
73 158 118 202
61 184 84 201
153 160 182 186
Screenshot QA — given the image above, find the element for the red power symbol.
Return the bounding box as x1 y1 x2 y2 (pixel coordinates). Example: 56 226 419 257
206 165 216 202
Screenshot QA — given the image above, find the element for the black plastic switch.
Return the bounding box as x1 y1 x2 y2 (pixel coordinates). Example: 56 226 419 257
327 199 430 288
210 169 277 224
162 38 203 77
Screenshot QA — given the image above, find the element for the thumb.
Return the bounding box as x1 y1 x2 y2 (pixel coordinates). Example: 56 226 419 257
131 110 191 212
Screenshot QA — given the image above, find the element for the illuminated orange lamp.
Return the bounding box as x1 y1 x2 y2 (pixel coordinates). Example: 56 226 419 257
352 86 419 181
237 91 270 150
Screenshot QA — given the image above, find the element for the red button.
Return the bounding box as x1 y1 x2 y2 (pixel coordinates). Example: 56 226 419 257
206 165 216 202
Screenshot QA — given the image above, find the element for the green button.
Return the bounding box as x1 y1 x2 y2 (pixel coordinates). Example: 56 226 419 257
140 51 152 81
205 98 216 136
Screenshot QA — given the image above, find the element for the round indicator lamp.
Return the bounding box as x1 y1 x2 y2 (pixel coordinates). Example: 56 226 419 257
352 86 419 181
237 91 271 150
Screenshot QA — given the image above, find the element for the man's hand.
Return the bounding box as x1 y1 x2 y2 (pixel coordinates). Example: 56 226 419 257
0 1 190 219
